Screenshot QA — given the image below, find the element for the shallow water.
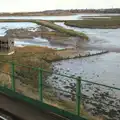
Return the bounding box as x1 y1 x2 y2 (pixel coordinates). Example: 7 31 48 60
0 22 72 49
48 22 120 89
55 22 120 47
51 52 120 87
0 22 38 36
0 13 119 20
48 52 120 119
52 17 120 119
14 37 71 49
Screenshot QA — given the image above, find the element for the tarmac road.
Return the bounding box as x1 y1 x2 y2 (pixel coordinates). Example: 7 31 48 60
0 93 68 120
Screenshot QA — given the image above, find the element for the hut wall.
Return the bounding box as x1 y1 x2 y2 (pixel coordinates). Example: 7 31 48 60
0 37 14 52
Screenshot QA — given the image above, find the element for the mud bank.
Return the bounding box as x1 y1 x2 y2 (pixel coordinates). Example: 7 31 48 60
0 19 88 40
55 49 109 62
5 27 86 49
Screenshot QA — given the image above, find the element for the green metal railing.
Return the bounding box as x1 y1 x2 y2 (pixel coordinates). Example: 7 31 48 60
11 62 15 92
0 60 120 120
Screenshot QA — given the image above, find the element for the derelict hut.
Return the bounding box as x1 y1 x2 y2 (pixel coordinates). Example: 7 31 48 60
0 36 14 55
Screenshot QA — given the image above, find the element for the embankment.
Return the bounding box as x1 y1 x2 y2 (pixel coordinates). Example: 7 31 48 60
0 19 89 40
65 16 120 29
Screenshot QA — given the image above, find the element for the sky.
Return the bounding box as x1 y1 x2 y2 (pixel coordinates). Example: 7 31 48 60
0 0 120 12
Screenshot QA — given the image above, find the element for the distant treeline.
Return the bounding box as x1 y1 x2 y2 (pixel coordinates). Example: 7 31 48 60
69 8 120 13
0 8 119 16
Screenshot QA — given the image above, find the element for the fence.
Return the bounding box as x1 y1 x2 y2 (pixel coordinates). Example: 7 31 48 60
0 60 120 120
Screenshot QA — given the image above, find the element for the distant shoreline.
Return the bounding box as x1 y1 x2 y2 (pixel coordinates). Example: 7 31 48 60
0 9 120 16
0 12 77 16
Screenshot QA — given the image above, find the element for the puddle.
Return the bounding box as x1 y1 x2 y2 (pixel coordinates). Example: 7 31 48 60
14 37 71 50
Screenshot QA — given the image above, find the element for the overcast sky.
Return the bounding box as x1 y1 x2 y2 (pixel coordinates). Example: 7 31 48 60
0 0 120 12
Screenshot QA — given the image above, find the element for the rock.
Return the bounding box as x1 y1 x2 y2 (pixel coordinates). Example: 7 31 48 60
108 109 117 117
69 83 75 87
97 75 99 77
104 92 109 96
99 93 106 100
64 94 71 98
64 86 70 89
86 89 89 92
67 69 70 72
53 76 58 80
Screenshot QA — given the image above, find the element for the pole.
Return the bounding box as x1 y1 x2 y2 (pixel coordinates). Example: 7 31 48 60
76 77 81 116
11 62 15 91
38 68 43 102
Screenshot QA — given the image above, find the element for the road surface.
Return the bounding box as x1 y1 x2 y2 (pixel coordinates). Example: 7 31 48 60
0 93 68 120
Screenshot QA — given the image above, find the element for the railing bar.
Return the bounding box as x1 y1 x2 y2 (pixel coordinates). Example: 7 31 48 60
38 69 43 102
0 70 37 82
0 70 39 83
16 72 38 79
0 70 11 75
82 79 120 90
0 60 39 70
0 67 120 92
0 60 120 91
0 68 120 92
43 84 76 95
76 78 81 116
0 69 75 95
44 71 78 80
15 64 39 70
0 61 77 79
83 95 120 109
11 62 15 91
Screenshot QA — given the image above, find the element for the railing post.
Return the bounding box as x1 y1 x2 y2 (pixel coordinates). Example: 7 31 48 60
38 68 43 102
11 62 15 91
76 77 81 116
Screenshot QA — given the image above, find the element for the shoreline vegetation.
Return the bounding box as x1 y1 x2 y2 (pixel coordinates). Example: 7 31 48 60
33 20 89 40
65 16 120 29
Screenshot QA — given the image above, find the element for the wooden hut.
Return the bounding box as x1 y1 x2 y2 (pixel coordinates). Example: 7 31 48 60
0 36 14 55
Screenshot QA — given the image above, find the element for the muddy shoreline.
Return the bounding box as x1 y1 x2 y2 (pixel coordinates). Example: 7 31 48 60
3 27 109 60
0 19 88 40
0 20 119 120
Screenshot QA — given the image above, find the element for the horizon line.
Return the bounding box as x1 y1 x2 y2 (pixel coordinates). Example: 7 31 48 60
0 8 119 13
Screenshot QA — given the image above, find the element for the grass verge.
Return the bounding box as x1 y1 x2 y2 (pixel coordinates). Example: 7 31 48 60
65 16 120 29
33 20 89 40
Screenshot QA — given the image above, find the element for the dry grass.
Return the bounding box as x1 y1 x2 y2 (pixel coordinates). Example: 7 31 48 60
0 46 61 87
15 46 55 53
0 46 106 119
